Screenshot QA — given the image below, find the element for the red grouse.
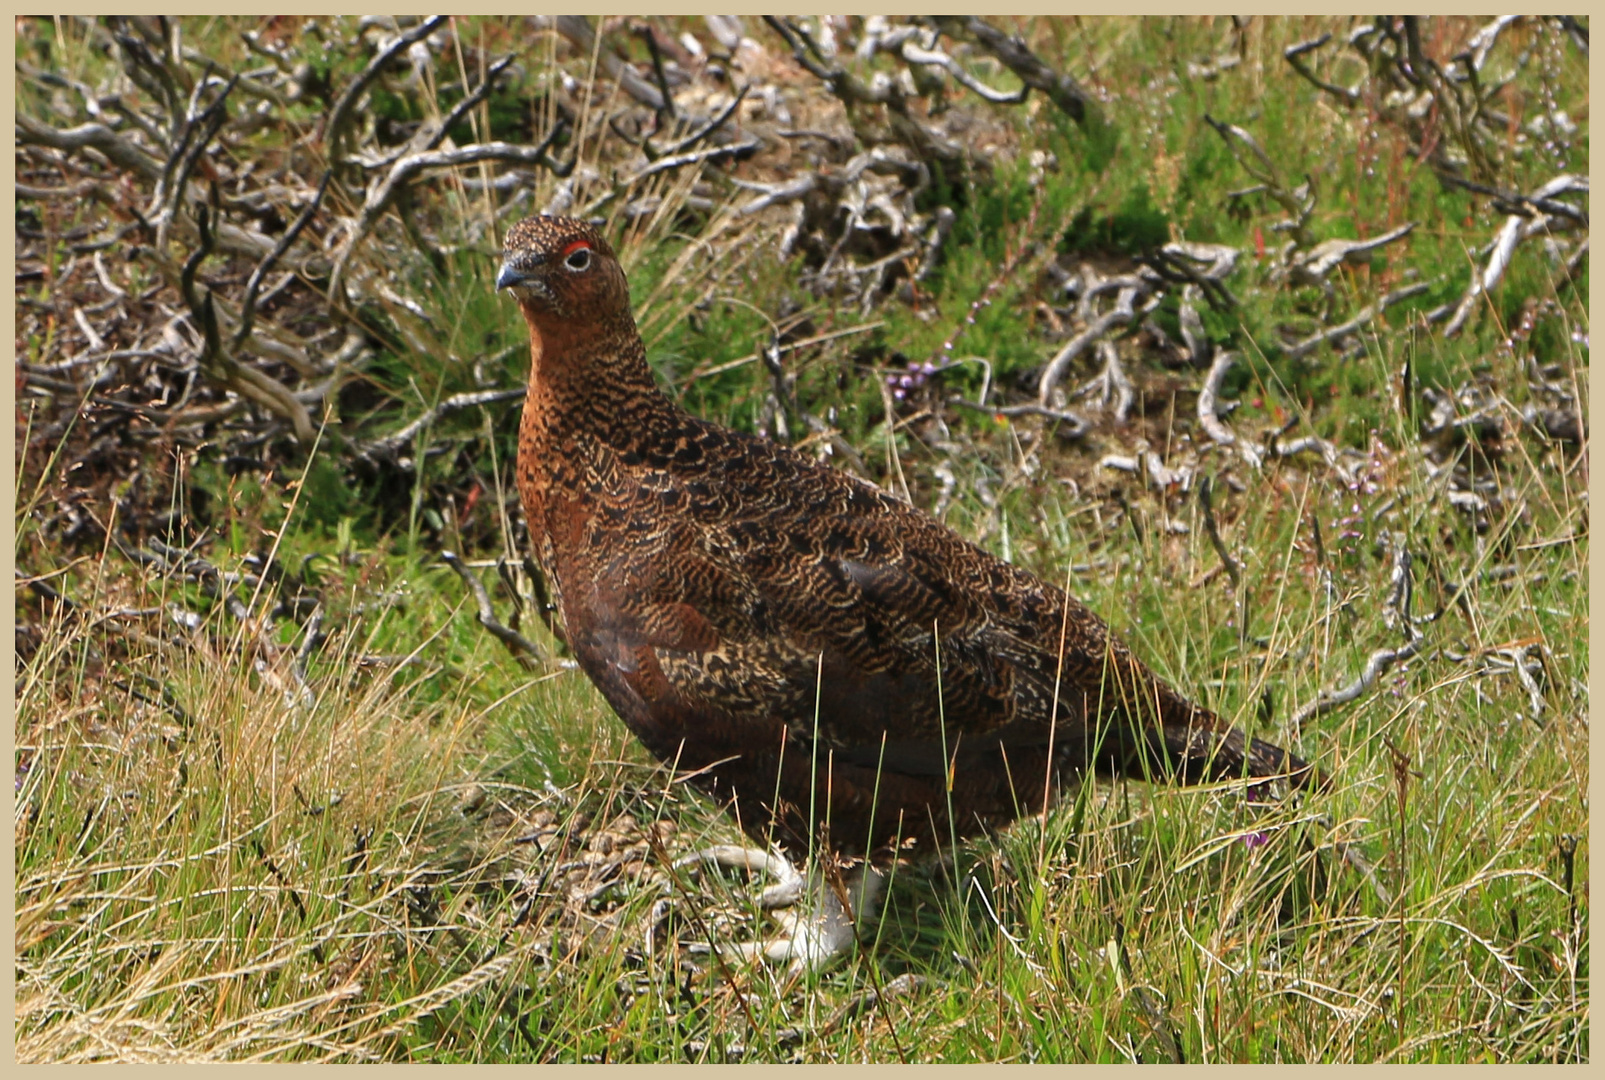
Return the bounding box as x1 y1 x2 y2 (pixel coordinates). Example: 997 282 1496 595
497 215 1316 971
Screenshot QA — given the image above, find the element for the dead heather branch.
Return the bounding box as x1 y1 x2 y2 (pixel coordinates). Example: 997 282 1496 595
521 554 569 649
1290 16 1573 191
1197 475 1242 592
15 113 164 180
624 135 763 184
734 172 821 226
358 388 528 466
112 537 326 671
1436 171 1590 229
180 202 318 444
913 204 957 284
764 16 967 176
1176 288 1212 368
1283 33 1360 106
1269 434 1354 484
148 73 241 252
234 170 333 350
441 551 546 668
931 17 1104 128
357 53 522 176
1285 281 1432 360
19 14 605 485
1284 222 1416 289
324 16 447 167
1141 241 1241 313
1400 16 1497 182
329 126 573 305
1038 283 1145 407
1086 341 1134 422
1443 173 1589 338
1522 405 1585 446
756 333 804 444
897 35 1025 105
1479 643 1551 721
1196 349 1242 449
539 14 667 111
638 85 750 162
1204 113 1316 249
1292 535 1424 730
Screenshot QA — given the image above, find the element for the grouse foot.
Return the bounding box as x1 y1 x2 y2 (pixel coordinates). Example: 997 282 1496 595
675 845 886 976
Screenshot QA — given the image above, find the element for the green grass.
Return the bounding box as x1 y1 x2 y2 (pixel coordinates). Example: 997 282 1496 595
16 15 1587 1062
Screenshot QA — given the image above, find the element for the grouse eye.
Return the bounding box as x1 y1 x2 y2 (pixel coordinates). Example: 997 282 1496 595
563 244 591 272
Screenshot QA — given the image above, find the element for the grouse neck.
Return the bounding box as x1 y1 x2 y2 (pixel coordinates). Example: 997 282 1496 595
519 302 672 435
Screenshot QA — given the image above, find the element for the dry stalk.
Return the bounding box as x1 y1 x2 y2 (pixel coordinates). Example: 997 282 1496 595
1292 535 1424 730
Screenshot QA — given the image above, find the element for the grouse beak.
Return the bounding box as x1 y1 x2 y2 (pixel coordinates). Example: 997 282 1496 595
497 260 552 304
495 262 527 292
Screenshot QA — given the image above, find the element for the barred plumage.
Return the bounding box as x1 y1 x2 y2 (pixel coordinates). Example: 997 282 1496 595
499 214 1317 867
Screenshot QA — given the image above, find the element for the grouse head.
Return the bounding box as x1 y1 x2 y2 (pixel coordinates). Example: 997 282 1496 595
496 215 630 325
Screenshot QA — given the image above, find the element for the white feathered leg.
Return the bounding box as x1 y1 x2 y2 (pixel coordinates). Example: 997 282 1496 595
760 860 886 975
675 846 886 975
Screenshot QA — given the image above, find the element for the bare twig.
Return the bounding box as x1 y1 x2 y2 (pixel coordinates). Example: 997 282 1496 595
325 16 446 166
653 85 749 159
1444 174 1589 338
914 205 956 284
150 73 240 250
764 16 966 171
1286 282 1431 359
1461 15 1524 71
360 388 527 464
950 397 1088 437
1037 285 1142 406
1292 536 1424 730
15 114 164 180
1286 222 1416 287
1204 113 1316 248
522 554 568 648
899 36 1025 104
1197 475 1242 591
1089 341 1134 422
1197 349 1241 447
932 17 1103 127
361 53 519 173
441 551 545 668
233 170 331 350
1496 644 1548 721
329 126 571 304
179 201 318 442
287 606 325 707
1270 434 1355 483
1436 171 1589 228
634 21 677 118
1283 34 1360 106
1177 288 1212 367
1142 242 1241 312
622 135 762 185
735 173 819 218
546 14 665 111
760 334 803 444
